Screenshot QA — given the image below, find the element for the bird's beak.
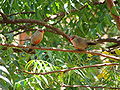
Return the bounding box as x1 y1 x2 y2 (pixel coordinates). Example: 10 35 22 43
39 30 44 33
42 30 44 33
69 36 75 41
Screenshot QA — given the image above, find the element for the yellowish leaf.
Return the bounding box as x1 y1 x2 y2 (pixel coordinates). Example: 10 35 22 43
115 49 120 55
97 68 109 80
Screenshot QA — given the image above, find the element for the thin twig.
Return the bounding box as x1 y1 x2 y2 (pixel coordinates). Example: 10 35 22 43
8 23 33 33
61 84 120 89
96 38 120 44
0 43 120 60
51 15 65 25
13 28 57 36
17 63 119 75
107 44 119 48
44 5 88 22
43 1 118 22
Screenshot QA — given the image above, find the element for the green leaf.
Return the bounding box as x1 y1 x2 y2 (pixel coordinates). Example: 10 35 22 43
115 49 120 55
64 3 69 13
96 23 104 35
35 76 43 89
111 6 119 16
104 14 111 25
0 66 10 75
0 58 5 64
0 74 12 86
25 60 35 69
70 0 77 9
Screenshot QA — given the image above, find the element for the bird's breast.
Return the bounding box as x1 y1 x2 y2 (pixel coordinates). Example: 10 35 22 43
33 39 41 44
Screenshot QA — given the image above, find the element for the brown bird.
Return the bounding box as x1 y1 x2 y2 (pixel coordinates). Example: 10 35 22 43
70 35 96 50
28 30 44 53
31 30 44 46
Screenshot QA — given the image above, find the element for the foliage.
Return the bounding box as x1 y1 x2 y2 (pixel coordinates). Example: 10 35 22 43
0 0 120 89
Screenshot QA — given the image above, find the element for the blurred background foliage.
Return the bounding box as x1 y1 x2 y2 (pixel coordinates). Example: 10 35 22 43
0 0 120 89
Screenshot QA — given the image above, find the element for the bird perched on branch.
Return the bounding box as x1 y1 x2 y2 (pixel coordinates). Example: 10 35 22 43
28 30 44 53
31 30 44 46
70 35 96 50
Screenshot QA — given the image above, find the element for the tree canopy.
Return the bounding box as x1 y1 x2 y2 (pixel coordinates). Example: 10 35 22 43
0 0 120 89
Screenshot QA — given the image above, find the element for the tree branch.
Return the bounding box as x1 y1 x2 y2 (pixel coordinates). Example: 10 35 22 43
8 23 33 33
0 19 70 42
51 15 65 25
44 5 88 22
61 84 120 89
107 44 119 48
96 38 120 44
0 43 120 60
17 63 119 75
2 47 35 54
13 28 57 36
43 1 118 22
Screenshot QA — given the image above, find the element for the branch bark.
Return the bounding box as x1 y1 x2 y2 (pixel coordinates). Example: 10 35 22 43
0 43 120 60
96 38 120 44
17 63 119 75
0 19 70 42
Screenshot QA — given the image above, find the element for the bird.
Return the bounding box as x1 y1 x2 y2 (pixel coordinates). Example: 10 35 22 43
31 30 44 46
28 30 44 53
70 35 96 50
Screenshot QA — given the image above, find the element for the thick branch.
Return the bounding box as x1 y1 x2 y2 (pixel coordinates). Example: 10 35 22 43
17 63 119 75
0 19 70 42
0 43 120 60
61 85 120 89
